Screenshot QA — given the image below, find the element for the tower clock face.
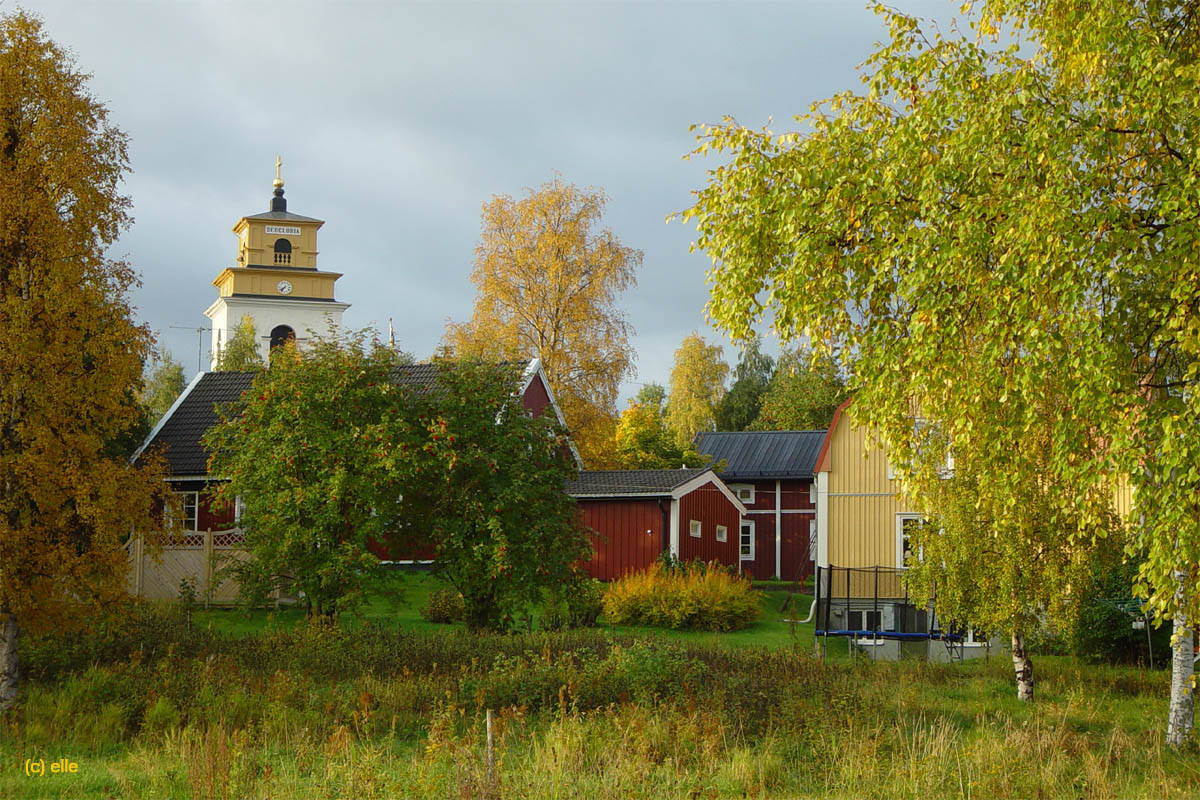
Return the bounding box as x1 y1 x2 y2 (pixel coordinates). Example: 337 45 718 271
276 280 293 295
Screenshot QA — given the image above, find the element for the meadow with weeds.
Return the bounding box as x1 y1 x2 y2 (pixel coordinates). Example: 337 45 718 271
2 596 1198 799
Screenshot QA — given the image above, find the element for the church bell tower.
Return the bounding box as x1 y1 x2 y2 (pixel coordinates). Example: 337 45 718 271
204 159 350 368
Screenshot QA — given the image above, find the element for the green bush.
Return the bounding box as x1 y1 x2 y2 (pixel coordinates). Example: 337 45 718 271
420 587 466 624
1069 545 1171 665
542 578 604 630
602 562 759 632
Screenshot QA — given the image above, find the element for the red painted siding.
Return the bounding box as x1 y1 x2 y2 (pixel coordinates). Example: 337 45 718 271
780 512 816 582
199 494 236 531
736 480 778 512
168 481 235 531
578 498 664 581
737 478 815 579
521 372 552 418
677 483 741 568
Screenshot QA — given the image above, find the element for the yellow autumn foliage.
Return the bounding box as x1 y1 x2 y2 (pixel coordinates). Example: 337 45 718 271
442 177 640 468
602 562 758 632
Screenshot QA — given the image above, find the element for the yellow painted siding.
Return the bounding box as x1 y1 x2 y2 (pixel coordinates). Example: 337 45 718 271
825 411 913 569
213 268 340 300
824 407 1137 571
233 218 322 269
1113 474 1134 521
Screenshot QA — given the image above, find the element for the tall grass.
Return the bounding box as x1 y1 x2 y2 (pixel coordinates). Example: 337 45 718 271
2 602 1197 799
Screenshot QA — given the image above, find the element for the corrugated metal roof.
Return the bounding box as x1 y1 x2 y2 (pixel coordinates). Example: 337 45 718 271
694 430 826 480
567 468 709 497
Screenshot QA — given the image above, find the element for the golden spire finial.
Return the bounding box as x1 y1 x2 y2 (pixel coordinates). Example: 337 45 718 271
273 155 284 189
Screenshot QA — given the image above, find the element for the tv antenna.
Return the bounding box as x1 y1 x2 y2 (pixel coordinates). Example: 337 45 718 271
170 324 208 372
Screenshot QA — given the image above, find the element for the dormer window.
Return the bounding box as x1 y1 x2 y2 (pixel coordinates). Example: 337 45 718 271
273 238 292 264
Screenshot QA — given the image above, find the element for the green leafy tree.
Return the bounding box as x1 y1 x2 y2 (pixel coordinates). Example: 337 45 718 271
388 360 590 631
635 382 666 410
750 345 846 431
215 315 262 371
613 398 706 470
901 392 1119 701
0 11 169 710
205 333 413 619
715 333 774 431
681 0 1197 725
140 349 186 425
664 333 728 448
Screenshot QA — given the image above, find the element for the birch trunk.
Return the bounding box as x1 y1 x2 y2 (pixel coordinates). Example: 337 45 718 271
1167 570 1194 748
0 612 18 712
1011 631 1034 703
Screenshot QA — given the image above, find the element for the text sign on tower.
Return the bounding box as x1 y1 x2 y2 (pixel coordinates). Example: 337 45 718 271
265 225 301 236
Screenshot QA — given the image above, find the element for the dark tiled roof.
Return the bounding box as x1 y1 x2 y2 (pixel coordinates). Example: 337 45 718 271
242 210 323 223
567 468 709 497
141 362 525 476
140 372 254 475
694 430 827 480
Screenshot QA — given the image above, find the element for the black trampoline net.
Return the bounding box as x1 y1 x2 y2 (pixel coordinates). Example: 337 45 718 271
815 565 963 641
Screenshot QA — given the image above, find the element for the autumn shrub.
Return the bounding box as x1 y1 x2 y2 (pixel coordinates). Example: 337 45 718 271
602 562 759 631
541 577 604 630
420 588 466 624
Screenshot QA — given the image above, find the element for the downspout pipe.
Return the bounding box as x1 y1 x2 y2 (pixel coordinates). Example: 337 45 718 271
783 597 818 625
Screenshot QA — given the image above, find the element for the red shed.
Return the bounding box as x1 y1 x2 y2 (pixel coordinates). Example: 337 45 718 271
568 468 747 581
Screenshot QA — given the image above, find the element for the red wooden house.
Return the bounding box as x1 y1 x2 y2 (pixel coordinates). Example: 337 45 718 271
568 469 747 580
132 358 571 547
694 431 825 581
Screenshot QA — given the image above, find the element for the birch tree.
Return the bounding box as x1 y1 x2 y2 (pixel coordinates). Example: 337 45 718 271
0 11 169 710
684 0 1199 735
664 333 728 449
443 177 641 468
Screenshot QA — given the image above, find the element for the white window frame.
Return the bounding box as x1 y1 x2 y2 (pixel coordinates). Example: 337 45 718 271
739 519 755 560
895 513 925 568
846 608 883 632
171 491 199 531
234 495 246 526
715 524 728 543
729 483 755 504
689 519 702 538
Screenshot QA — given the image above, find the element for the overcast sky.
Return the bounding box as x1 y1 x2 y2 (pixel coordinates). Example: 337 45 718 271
22 0 949 404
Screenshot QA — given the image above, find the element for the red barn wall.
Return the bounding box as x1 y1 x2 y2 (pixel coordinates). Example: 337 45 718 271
578 498 664 581
168 480 236 531
738 479 777 513
677 483 741 568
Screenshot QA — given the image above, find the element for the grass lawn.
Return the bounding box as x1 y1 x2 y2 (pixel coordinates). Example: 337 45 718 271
191 570 825 653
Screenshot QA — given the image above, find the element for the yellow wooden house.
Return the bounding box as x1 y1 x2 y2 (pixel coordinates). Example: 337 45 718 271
811 397 1134 661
